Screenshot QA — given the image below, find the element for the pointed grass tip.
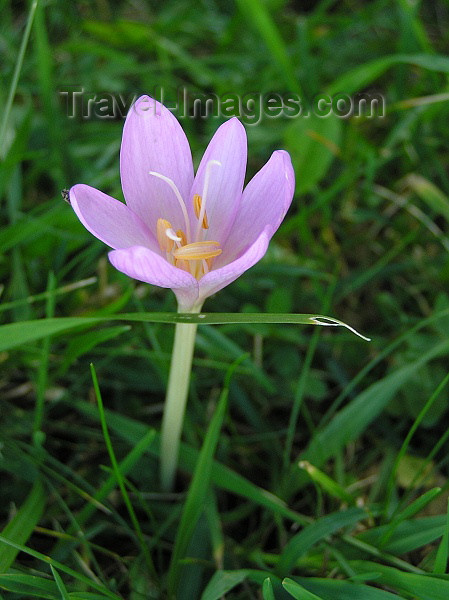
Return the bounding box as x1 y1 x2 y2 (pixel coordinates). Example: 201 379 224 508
310 316 371 342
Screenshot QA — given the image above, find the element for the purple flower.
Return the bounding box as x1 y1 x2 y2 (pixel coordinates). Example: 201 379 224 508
70 96 295 312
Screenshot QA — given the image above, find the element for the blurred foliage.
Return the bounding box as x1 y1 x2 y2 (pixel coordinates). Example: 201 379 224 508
2 0 449 598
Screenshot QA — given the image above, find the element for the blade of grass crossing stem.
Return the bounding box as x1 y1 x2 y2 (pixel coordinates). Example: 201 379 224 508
34 271 56 443
262 577 276 600
0 0 38 154
0 479 45 572
168 355 245 596
50 565 70 600
90 364 158 583
0 312 370 352
384 371 449 517
0 535 121 599
282 578 324 600
434 499 449 574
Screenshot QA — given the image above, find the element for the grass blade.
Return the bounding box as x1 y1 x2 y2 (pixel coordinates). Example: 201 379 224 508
0 312 370 352
50 565 70 600
262 577 276 600
0 0 38 154
283 578 324 600
235 0 300 94
90 363 158 584
0 479 45 573
434 499 449 574
276 507 366 577
200 570 248 600
0 536 121 599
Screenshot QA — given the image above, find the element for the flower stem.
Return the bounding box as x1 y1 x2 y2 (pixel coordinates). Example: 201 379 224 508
160 312 199 491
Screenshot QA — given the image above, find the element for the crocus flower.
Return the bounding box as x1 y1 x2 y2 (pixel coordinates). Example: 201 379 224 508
69 96 295 312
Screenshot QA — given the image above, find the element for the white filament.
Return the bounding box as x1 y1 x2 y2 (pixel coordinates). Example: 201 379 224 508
149 171 191 242
194 160 221 243
165 228 182 242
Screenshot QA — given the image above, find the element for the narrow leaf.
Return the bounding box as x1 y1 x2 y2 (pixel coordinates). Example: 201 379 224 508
283 578 324 600
0 479 45 573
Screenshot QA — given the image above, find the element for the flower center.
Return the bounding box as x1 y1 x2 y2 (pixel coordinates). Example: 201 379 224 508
151 161 222 279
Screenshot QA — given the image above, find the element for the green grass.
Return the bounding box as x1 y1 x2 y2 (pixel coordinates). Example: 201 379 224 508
2 0 449 598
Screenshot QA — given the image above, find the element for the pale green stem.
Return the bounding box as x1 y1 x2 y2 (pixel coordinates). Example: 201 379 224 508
160 305 201 491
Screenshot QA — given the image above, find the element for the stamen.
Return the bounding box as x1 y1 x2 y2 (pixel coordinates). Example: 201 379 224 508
149 171 191 242
157 218 175 252
193 194 209 229
176 229 187 247
175 258 190 272
166 228 182 243
173 240 222 261
194 160 221 242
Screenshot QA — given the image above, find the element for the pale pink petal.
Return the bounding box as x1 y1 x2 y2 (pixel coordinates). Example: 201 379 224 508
70 184 156 250
217 150 294 266
198 227 271 304
120 95 195 235
108 246 199 311
189 118 247 245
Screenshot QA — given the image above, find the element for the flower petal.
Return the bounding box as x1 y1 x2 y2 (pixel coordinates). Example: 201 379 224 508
70 184 155 250
190 118 247 245
217 150 294 266
198 227 271 305
108 246 199 311
120 95 195 235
